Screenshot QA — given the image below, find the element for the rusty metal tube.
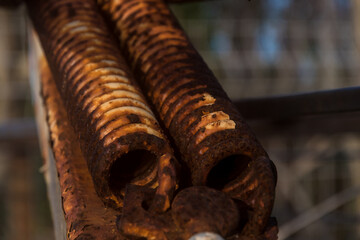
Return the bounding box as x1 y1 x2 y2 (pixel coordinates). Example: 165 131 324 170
26 0 176 209
39 58 121 240
97 0 276 236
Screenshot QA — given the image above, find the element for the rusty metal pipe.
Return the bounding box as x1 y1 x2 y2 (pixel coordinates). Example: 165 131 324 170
39 58 122 240
26 0 177 210
97 0 277 237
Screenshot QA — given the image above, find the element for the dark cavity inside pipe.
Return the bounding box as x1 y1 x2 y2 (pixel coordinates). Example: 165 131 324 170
206 154 251 190
109 150 157 196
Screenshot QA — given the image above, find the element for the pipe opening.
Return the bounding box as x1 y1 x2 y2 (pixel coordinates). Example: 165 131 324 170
206 154 251 190
109 150 157 196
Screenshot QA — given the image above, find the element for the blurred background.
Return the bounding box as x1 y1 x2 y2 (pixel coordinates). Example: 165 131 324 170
0 0 359 239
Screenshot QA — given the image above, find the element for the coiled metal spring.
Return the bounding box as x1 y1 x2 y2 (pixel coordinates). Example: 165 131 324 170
27 0 176 209
98 0 276 235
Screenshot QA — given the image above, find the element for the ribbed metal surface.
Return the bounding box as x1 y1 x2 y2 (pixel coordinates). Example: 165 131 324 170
40 58 123 240
98 0 277 236
27 0 176 209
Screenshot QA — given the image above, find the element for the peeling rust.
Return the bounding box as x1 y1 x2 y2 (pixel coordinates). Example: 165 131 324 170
97 0 277 238
27 0 177 210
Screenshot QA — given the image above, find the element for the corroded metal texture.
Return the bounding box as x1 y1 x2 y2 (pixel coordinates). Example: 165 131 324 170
118 184 277 239
98 0 277 238
118 185 248 240
26 0 177 210
40 59 123 240
171 186 242 238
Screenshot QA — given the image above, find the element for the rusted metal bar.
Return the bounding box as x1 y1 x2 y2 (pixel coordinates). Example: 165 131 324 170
39 58 123 240
26 0 177 211
235 86 360 120
97 0 277 238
